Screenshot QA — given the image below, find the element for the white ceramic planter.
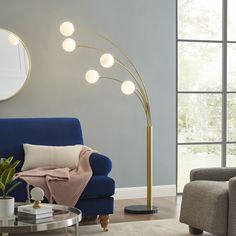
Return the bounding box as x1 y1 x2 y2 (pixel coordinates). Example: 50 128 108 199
0 197 15 219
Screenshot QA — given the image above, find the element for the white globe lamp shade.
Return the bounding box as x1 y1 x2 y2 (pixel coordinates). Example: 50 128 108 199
121 80 135 95
62 38 76 52
100 53 114 68
60 22 75 37
8 34 19 46
85 70 100 84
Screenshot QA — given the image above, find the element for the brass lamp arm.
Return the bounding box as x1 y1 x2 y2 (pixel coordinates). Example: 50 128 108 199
113 58 148 102
77 44 148 106
100 76 150 125
78 27 150 106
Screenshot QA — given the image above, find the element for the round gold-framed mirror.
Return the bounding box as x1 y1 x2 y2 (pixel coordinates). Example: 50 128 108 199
0 28 31 101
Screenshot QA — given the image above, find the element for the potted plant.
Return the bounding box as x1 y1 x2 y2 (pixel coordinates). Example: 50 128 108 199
0 157 21 219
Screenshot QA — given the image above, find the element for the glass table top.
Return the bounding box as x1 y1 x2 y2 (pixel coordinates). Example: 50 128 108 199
0 203 81 233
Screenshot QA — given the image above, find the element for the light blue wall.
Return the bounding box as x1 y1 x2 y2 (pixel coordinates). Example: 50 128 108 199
0 0 176 188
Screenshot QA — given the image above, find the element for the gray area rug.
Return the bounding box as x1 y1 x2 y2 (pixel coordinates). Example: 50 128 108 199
10 219 214 235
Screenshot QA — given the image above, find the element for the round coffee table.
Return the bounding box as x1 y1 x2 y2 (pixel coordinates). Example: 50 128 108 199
0 203 81 236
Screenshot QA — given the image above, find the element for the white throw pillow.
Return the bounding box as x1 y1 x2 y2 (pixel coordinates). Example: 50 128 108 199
22 144 83 171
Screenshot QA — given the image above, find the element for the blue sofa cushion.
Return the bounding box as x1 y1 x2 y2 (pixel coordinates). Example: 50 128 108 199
80 176 115 199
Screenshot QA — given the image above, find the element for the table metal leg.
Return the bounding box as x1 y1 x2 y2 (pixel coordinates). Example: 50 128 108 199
64 227 69 236
75 221 79 236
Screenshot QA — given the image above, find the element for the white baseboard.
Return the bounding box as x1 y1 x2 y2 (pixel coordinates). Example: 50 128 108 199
114 185 176 200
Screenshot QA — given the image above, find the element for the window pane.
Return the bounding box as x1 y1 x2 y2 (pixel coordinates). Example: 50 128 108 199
228 0 236 41
228 44 236 91
178 144 221 192
178 94 222 142
227 94 236 141
227 144 236 167
178 0 222 40
178 42 222 91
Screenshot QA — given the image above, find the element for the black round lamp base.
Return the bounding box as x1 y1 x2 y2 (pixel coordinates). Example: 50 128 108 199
124 205 158 214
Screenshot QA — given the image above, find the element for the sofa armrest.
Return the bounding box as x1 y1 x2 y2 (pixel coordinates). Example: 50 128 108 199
190 167 236 182
89 152 112 176
228 176 236 236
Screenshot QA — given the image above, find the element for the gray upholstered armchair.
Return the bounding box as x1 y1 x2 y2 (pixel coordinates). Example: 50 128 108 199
180 167 236 236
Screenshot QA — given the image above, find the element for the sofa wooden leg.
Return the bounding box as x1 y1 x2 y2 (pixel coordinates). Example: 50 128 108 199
98 215 109 231
189 226 203 235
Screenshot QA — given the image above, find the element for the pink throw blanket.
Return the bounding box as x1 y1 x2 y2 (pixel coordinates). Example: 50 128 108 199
17 146 93 207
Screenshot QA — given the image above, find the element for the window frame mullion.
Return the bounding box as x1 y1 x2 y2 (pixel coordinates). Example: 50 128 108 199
222 0 227 167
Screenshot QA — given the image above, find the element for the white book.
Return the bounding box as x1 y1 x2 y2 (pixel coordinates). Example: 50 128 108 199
18 211 53 219
18 217 53 224
18 204 53 215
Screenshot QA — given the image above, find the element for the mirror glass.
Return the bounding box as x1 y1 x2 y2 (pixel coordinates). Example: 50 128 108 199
0 29 30 101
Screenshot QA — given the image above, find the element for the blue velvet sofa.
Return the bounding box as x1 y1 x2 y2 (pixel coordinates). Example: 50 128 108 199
0 118 115 230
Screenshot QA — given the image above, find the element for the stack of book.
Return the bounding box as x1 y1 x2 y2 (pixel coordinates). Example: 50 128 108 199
17 204 53 224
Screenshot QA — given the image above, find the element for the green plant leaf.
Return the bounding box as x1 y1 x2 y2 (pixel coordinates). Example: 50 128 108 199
10 160 20 169
2 160 10 170
0 158 5 174
5 182 21 196
3 156 14 169
0 157 21 196
6 156 13 164
5 168 15 186
1 168 15 186
0 181 5 190
1 169 9 186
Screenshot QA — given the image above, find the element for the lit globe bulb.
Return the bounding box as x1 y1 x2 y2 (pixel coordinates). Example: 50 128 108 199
60 22 75 37
8 34 19 46
100 53 114 68
121 80 135 95
62 38 76 52
85 70 100 84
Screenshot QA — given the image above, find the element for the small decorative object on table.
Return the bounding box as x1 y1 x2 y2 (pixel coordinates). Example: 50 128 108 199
0 157 21 220
17 187 53 222
31 187 44 208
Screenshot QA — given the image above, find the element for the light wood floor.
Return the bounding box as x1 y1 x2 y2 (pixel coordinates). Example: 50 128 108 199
82 196 181 225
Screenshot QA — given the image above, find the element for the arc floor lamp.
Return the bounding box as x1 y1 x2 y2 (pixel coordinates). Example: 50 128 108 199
59 21 157 214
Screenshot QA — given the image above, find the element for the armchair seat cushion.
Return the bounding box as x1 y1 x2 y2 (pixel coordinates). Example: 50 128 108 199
80 176 115 200
180 180 228 236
